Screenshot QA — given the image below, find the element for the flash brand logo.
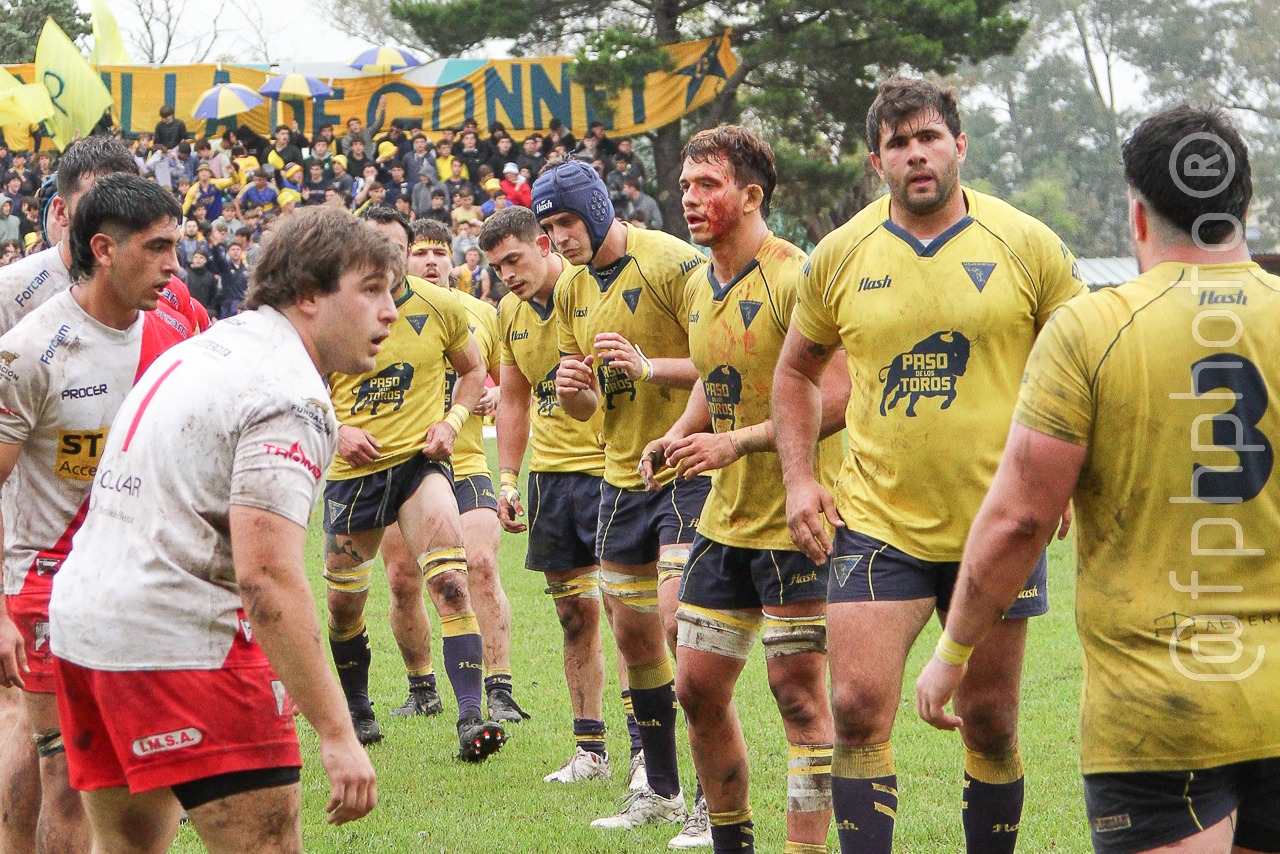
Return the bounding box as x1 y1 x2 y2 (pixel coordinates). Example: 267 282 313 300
458 661 484 670
132 728 203 757
534 199 554 215
263 442 322 480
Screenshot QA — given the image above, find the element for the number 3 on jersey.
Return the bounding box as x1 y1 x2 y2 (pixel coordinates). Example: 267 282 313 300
1190 354 1274 503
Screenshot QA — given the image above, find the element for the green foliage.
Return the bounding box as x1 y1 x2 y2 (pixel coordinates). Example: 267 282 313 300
0 0 90 64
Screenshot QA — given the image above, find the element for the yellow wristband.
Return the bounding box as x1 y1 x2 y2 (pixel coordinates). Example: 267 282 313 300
499 471 519 488
935 630 974 666
443 404 469 435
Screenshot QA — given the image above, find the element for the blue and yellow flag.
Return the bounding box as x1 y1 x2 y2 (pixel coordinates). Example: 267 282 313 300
35 17 114 149
91 0 132 66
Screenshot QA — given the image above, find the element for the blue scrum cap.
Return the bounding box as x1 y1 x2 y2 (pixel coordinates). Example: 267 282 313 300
531 160 614 257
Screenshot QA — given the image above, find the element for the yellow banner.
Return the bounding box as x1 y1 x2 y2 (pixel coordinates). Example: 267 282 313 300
3 34 736 148
34 17 114 149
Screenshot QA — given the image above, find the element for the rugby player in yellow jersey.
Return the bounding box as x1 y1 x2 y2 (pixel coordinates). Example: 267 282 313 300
401 218 525 724
773 78 1085 854
535 160 709 838
322 207 507 762
638 126 850 854
919 105 1280 854
478 205 616 781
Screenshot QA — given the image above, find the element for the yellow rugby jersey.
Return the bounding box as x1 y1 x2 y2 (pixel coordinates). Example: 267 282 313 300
793 187 1085 561
555 224 705 489
1016 261 1280 774
498 266 605 475
328 277 472 480
444 287 500 479
686 234 842 550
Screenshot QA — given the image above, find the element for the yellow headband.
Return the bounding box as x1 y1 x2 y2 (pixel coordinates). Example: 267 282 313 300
410 240 449 252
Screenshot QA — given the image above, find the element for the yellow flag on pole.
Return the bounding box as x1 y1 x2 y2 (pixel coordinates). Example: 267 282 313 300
91 0 132 66
35 17 114 150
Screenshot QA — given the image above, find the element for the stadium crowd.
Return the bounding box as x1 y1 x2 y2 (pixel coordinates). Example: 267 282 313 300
0 73 1276 854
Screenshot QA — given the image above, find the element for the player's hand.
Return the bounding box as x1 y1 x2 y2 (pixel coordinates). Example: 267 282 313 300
337 425 381 468
1057 503 1073 540
593 332 650 381
915 655 966 731
422 421 456 461
0 616 27 690
556 354 597 397
318 732 377 825
639 437 671 491
785 479 844 565
666 432 738 479
474 385 500 416
497 483 525 533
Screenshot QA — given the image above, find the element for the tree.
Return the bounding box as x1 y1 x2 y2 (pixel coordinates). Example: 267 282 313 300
0 0 89 63
386 0 1028 240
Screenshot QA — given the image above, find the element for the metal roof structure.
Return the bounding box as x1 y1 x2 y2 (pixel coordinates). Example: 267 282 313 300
1076 257 1139 289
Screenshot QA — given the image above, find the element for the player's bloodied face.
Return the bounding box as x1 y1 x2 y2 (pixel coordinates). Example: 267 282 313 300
539 212 593 265
107 218 181 311
873 109 966 218
680 153 753 247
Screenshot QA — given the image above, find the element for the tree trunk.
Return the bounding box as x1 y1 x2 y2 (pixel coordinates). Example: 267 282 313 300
649 0 689 240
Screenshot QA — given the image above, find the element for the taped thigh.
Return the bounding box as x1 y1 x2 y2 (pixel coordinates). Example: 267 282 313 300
761 611 827 658
675 604 762 660
418 545 467 582
657 546 691 585
34 728 64 759
323 558 374 593
599 569 658 612
545 570 601 601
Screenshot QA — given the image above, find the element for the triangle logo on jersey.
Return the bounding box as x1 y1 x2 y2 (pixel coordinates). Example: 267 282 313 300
739 300 762 330
326 500 347 527
622 288 642 313
832 554 864 589
407 315 428 335
962 262 997 293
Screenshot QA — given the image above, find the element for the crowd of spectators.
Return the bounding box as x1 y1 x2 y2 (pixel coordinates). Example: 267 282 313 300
0 104 662 312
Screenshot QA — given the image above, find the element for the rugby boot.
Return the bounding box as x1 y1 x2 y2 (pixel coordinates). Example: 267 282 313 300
487 687 531 723
391 685 444 717
457 718 506 762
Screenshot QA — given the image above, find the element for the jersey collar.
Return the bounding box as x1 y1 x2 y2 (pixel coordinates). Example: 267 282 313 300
528 292 555 321
882 214 974 258
394 279 414 307
589 254 631 293
706 259 760 302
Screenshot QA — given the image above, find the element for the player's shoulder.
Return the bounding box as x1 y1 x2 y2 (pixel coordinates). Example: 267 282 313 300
628 225 704 282
405 276 462 317
0 290 80 357
967 188 1069 256
0 247 68 323
757 233 808 279
808 196 886 274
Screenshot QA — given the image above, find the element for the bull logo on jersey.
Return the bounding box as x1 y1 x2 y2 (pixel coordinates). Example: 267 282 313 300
597 361 636 410
351 362 414 416
535 365 560 417
0 350 17 381
879 331 971 417
705 365 742 432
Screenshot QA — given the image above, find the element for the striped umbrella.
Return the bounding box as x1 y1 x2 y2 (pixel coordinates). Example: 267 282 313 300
191 83 265 119
258 73 334 100
348 45 423 73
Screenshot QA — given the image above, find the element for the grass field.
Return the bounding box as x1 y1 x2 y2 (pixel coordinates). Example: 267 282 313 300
172 442 1091 853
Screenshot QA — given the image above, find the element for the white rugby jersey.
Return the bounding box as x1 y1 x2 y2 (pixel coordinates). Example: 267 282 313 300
0 290 187 595
0 247 70 336
50 307 337 671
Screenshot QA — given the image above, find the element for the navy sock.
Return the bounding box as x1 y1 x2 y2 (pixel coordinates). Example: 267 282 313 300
621 689 643 756
408 671 437 692
573 717 607 757
441 618 484 721
329 625 372 715
832 744 896 854
710 809 754 853
962 747 1024 854
484 671 513 694
629 680 680 798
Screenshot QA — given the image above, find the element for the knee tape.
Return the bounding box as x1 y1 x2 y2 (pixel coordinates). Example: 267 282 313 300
964 744 1023 784
787 742 833 813
656 546 691 585
33 729 65 759
323 558 374 593
761 612 827 658
675 604 761 660
419 546 467 582
328 617 367 643
599 569 658 612
544 570 601 600
626 657 674 690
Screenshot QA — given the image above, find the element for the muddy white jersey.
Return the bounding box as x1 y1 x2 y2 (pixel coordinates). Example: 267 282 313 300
50 307 337 671
0 247 71 336
0 290 186 594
